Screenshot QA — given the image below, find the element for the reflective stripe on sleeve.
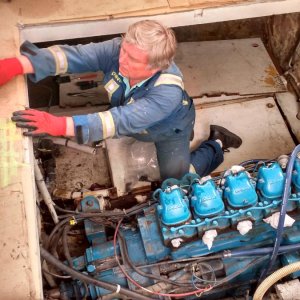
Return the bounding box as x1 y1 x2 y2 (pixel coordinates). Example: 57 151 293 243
98 111 116 139
154 74 184 89
48 46 68 75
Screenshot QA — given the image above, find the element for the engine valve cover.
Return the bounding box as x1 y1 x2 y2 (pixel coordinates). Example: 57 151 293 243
155 186 191 226
191 179 225 218
223 171 257 208
257 162 285 201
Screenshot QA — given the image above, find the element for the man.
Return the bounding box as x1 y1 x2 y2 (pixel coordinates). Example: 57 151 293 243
1 20 242 180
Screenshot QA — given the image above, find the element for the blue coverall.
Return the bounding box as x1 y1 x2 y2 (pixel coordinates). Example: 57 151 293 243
20 38 223 180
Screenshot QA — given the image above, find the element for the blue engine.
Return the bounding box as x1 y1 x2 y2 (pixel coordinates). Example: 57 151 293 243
53 157 300 300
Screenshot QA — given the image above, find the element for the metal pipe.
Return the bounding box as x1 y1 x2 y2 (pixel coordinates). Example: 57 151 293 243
224 243 300 257
50 137 98 154
34 159 59 224
53 187 116 200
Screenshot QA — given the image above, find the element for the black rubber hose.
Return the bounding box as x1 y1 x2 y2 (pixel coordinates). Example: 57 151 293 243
117 226 192 287
45 217 79 250
214 256 267 288
56 201 156 219
62 224 73 267
239 159 271 167
40 247 154 300
49 226 65 255
226 243 300 257
138 254 223 269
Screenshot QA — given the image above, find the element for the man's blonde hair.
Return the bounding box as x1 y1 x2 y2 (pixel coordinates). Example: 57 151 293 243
124 20 177 70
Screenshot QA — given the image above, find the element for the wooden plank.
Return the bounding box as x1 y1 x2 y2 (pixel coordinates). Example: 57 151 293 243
9 0 168 24
0 4 43 300
169 0 257 8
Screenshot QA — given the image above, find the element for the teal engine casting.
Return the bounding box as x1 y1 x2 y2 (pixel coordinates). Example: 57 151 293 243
44 151 300 300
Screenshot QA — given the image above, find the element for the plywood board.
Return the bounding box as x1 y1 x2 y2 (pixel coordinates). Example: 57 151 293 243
175 38 287 98
276 92 300 141
191 97 295 172
6 0 168 24
0 5 43 299
169 0 255 9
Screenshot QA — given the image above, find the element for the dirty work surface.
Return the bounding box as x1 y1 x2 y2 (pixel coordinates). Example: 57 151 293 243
191 97 295 172
175 38 286 98
55 145 111 191
276 92 300 141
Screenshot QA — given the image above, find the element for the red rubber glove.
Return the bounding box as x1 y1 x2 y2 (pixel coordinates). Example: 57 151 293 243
11 109 67 137
0 58 24 86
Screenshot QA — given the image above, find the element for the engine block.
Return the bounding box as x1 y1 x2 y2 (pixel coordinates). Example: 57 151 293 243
56 158 300 299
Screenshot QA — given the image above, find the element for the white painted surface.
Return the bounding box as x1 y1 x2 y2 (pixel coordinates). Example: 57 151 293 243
20 0 300 43
175 39 286 98
276 92 300 141
191 97 295 172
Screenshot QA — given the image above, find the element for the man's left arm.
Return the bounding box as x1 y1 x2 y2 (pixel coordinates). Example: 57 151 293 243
70 83 184 144
11 84 183 143
11 109 75 137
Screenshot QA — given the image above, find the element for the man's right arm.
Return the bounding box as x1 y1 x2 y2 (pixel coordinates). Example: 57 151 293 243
0 38 121 86
0 55 33 86
20 38 121 83
18 55 34 74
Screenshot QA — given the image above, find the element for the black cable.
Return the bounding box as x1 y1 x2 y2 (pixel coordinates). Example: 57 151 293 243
45 217 75 250
239 159 272 167
42 267 71 279
55 201 155 219
54 205 79 214
45 216 85 252
137 255 223 269
213 256 267 288
116 222 193 287
40 247 155 300
62 224 73 267
49 226 65 256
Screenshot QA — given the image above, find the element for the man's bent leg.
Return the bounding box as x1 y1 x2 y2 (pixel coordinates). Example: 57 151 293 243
190 140 224 177
155 133 191 180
